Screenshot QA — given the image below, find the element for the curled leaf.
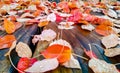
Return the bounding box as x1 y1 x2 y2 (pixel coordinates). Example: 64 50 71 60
16 42 32 58
0 35 16 49
25 58 59 73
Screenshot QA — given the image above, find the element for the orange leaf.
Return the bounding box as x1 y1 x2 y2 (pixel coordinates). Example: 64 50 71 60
33 10 41 17
95 25 113 36
38 20 49 27
0 35 16 49
42 44 71 64
4 18 15 34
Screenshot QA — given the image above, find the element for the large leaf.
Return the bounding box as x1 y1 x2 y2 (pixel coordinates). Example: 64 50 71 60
42 44 71 63
25 58 59 73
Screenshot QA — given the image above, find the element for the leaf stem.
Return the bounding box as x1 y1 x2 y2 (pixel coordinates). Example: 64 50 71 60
72 53 88 61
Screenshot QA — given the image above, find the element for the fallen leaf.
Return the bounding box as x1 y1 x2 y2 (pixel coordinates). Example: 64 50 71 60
84 49 97 59
95 24 113 36
25 58 59 73
104 48 120 57
4 18 15 34
89 58 119 73
16 42 32 58
0 35 16 49
17 57 30 73
42 44 71 63
39 29 56 41
62 55 81 69
4 40 17 56
38 20 49 27
81 24 95 31
101 34 119 48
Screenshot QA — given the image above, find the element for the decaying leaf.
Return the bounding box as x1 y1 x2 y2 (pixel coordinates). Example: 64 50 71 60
101 34 119 48
62 55 81 69
0 35 16 49
81 24 95 31
104 48 120 57
16 42 32 58
89 58 119 73
4 18 15 34
25 58 59 73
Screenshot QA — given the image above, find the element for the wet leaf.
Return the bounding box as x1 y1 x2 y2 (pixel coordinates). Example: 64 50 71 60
16 42 32 58
25 58 59 73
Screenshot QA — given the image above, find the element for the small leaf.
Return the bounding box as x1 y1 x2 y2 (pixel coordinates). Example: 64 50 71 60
39 29 56 41
38 20 49 27
62 55 81 69
101 34 119 49
16 42 32 58
84 49 97 59
25 58 59 73
81 24 95 31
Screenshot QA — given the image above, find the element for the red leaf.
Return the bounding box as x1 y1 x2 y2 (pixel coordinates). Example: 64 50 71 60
17 57 30 73
84 49 97 59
